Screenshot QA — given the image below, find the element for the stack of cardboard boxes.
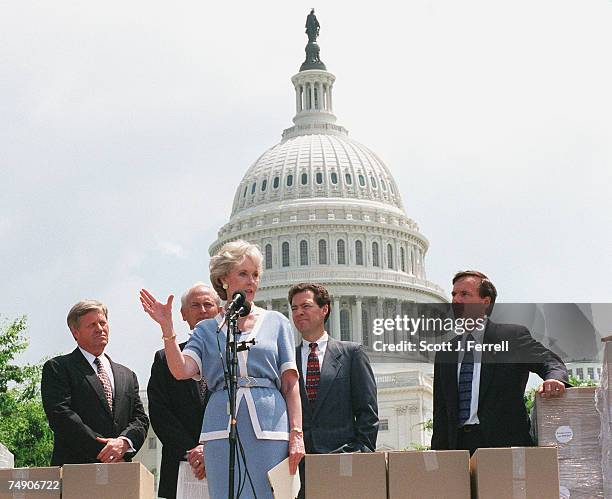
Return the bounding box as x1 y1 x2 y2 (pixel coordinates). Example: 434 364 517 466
534 386 604 498
597 340 612 498
305 448 559 499
0 462 153 499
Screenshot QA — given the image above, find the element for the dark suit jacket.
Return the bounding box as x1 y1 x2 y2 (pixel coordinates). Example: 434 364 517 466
297 337 379 454
147 343 207 499
41 348 149 465
431 321 569 450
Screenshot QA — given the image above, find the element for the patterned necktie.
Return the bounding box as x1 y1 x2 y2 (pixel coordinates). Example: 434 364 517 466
457 334 474 426
94 357 113 411
197 377 208 403
306 342 321 408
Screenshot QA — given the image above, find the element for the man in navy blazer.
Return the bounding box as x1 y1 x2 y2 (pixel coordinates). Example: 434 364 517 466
289 283 378 496
147 283 221 499
431 271 569 454
41 300 149 465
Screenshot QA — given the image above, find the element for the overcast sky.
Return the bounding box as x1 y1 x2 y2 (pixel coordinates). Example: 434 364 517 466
2 1 611 385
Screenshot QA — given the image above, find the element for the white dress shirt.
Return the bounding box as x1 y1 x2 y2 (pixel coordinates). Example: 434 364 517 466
79 347 115 391
456 322 487 426
301 332 329 377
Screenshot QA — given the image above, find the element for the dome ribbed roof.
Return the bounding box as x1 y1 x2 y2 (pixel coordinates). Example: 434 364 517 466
231 132 404 217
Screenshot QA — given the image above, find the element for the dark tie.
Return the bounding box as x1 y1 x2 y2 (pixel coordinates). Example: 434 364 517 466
306 342 320 408
94 357 113 411
457 334 474 426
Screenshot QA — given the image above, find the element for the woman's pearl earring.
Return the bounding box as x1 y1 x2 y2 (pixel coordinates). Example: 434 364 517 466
223 283 228 290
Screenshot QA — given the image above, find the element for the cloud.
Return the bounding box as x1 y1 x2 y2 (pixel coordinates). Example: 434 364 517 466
157 241 186 259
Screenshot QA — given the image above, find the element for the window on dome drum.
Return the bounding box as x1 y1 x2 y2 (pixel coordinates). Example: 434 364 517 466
261 179 267 191
340 310 350 341
301 173 308 185
400 247 406 272
381 179 387 191
251 182 256 194
316 172 323 184
372 242 380 267
370 176 377 188
331 172 338 184
287 174 293 187
362 309 369 347
265 244 272 270
355 240 364 265
345 173 352 185
282 242 290 267
299 240 309 265
389 183 394 194
337 239 346 264
243 185 248 198
358 174 365 187
318 239 327 264
387 244 394 269
273 176 279 189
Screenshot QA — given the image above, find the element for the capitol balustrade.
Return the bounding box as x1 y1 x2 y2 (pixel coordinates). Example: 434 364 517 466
260 268 445 295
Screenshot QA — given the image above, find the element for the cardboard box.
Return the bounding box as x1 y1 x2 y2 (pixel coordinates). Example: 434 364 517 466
535 386 604 498
0 444 13 470
62 462 154 499
470 447 559 499
598 341 612 498
388 450 470 499
0 467 61 499
305 453 386 499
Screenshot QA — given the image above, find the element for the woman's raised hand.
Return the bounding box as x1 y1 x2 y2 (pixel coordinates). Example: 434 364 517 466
140 289 174 329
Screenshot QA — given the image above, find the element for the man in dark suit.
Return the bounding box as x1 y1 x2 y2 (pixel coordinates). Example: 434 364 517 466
289 283 378 497
147 283 221 499
41 300 149 465
431 270 569 454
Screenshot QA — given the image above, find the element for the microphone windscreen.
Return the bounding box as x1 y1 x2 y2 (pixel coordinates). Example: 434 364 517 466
232 290 246 306
239 301 252 317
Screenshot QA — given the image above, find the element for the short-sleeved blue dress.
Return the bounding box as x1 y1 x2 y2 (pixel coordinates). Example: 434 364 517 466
183 310 297 499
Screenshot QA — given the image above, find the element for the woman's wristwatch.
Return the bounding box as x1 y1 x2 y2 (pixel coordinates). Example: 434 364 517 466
290 427 303 435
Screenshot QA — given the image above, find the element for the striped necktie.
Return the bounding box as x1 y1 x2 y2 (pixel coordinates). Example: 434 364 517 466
306 342 320 408
457 334 474 426
94 357 113 411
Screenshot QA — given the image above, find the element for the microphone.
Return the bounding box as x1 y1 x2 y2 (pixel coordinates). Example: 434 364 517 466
226 290 251 318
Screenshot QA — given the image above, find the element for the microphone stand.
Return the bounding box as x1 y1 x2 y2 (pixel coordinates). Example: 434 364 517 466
225 305 256 499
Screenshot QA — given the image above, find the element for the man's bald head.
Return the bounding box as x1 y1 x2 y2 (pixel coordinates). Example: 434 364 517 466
180 283 221 329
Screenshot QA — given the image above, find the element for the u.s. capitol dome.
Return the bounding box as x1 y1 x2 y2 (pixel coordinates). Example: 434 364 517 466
210 18 446 353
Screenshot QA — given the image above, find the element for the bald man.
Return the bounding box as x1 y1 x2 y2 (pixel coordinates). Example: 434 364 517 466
147 283 221 499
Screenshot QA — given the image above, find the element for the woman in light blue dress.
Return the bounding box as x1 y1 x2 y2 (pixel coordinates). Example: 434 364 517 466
141 240 304 499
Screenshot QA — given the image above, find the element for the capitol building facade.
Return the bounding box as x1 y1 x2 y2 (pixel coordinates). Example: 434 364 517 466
210 31 446 356
207 16 448 451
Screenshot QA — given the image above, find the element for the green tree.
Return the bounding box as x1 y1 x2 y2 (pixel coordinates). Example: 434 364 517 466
0 316 53 467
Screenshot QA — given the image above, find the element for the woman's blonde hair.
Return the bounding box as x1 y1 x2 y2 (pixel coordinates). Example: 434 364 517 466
209 240 263 300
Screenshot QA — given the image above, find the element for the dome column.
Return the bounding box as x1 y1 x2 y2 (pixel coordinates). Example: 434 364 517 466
353 296 363 344
331 296 341 339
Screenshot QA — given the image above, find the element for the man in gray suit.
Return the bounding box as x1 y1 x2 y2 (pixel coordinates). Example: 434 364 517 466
289 283 378 496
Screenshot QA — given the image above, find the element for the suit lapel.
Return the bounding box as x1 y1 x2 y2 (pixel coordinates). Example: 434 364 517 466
478 321 498 405
296 345 311 416
312 338 342 417
444 338 460 416
109 357 124 418
73 349 113 418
